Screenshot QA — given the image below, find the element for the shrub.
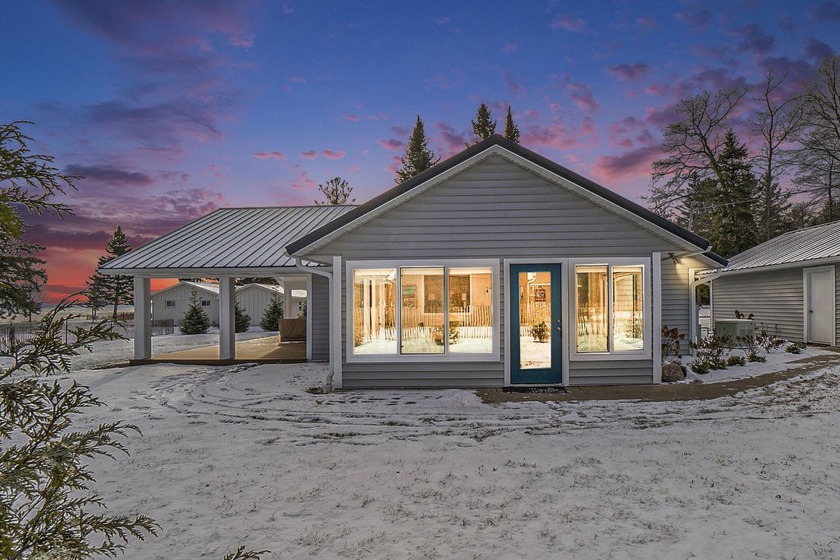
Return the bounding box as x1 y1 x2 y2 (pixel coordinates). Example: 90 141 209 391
661 325 685 363
785 342 805 354
726 355 746 367
531 320 549 343
234 301 250 333
690 359 711 374
180 291 210 334
755 323 785 353
747 351 766 362
691 333 732 369
260 294 284 331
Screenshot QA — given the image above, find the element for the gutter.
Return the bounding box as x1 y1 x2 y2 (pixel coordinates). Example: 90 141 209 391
293 256 335 392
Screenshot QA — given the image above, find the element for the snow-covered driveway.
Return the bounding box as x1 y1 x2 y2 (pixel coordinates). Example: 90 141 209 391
71 360 840 559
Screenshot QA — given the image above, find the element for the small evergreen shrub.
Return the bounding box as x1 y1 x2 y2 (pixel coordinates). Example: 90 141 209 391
747 351 766 363
726 355 746 367
234 301 250 333
260 295 284 331
180 291 210 334
785 342 805 354
690 359 711 374
532 321 549 343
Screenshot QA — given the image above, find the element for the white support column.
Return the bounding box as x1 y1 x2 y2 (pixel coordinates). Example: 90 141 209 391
282 280 294 319
652 253 663 384
332 255 343 389
219 277 236 360
134 277 152 360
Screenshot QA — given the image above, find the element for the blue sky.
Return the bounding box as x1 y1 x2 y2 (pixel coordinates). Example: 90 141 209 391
2 0 839 299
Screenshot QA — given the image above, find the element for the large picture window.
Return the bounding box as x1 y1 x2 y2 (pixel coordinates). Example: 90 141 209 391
575 263 645 354
349 261 496 359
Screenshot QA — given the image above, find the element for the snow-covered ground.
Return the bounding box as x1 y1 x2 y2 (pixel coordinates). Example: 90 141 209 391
47 337 840 559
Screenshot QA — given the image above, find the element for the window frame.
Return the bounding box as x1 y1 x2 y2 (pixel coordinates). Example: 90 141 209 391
165 300 176 307
345 259 500 363
569 257 651 361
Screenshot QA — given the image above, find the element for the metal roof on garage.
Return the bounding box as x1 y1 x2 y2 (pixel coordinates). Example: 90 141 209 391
101 205 355 275
723 220 840 272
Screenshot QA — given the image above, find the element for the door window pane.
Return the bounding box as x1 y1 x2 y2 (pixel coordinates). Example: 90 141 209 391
353 269 397 354
449 267 493 354
519 271 553 368
613 266 644 351
576 266 608 352
401 267 444 354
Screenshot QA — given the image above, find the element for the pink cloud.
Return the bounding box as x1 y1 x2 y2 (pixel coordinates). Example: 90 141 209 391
301 151 317 160
607 63 651 82
322 149 345 160
549 17 587 33
253 151 286 160
436 122 469 156
568 82 600 112
344 114 360 122
378 138 404 151
591 145 662 183
289 76 306 84
731 23 775 55
636 16 657 29
434 16 452 25
282 4 294 15
501 43 520 53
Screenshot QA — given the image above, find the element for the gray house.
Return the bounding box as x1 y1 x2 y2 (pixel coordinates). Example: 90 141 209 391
103 135 724 388
711 221 840 346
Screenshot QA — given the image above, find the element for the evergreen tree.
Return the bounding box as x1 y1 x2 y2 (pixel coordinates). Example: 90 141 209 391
314 176 355 205
470 103 497 144
396 116 439 183
180 291 210 334
95 226 134 320
260 294 284 331
234 301 251 333
84 275 107 320
1 121 158 558
503 106 520 143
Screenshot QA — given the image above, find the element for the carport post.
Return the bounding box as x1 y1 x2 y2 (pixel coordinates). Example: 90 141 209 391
134 277 152 360
219 277 236 360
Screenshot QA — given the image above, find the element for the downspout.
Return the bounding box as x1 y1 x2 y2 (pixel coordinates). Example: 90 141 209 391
294 256 335 392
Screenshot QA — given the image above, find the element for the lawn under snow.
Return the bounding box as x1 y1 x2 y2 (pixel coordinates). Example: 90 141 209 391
53 336 840 559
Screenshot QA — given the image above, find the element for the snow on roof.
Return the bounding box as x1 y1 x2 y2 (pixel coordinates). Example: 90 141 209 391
723 220 840 272
101 205 355 273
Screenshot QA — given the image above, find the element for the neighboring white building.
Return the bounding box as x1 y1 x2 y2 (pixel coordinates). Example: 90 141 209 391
235 283 307 327
151 282 220 325
151 281 307 327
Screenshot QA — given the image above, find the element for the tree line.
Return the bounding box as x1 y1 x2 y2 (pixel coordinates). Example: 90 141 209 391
647 55 840 258
315 103 521 205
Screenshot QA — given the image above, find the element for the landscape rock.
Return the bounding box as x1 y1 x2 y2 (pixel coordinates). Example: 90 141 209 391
662 362 685 382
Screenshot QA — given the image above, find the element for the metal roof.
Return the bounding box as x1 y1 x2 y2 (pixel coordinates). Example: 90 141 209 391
286 135 726 266
723 220 840 272
101 206 355 274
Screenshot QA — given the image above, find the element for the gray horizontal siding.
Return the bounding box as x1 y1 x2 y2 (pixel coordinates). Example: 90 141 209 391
310 275 330 361
836 265 840 346
342 362 504 389
323 155 695 388
310 155 686 262
569 360 653 386
712 268 804 342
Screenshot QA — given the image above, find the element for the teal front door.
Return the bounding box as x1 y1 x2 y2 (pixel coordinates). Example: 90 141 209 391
510 264 562 384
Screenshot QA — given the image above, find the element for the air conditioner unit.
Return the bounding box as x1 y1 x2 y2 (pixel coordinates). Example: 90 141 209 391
713 319 755 340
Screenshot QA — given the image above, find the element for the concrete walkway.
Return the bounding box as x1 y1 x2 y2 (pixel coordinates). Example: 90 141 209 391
135 335 306 364
477 351 840 403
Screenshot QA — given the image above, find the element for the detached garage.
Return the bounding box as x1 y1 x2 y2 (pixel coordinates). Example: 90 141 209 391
711 221 840 346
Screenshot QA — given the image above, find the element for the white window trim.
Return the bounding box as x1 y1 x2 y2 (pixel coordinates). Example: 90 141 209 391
803 265 836 345
568 257 652 361
345 259 500 363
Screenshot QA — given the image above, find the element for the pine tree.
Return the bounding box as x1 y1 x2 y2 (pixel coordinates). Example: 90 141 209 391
503 106 520 143
470 103 496 144
395 116 439 183
234 301 251 333
95 226 134 320
260 294 284 331
180 291 210 334
314 176 355 205
84 275 106 320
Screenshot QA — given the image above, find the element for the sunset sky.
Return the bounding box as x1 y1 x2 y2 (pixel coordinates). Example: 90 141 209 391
3 1 839 302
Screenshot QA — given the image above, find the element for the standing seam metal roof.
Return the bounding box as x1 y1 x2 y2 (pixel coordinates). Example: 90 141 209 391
101 205 355 271
723 220 840 272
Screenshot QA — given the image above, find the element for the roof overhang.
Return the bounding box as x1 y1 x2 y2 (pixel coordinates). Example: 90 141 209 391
101 267 312 278
717 255 840 277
